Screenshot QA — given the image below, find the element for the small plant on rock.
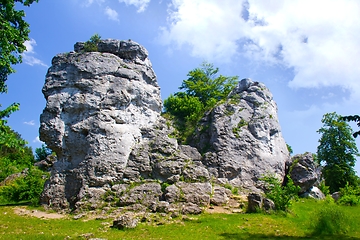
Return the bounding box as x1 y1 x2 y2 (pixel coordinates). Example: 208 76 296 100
83 33 101 52
260 174 300 211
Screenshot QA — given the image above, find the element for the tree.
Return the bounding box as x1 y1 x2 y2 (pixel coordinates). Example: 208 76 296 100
0 0 39 93
342 115 360 138
1 0 39 151
83 33 101 52
163 62 238 143
317 112 359 193
179 62 238 110
0 127 34 182
34 144 52 161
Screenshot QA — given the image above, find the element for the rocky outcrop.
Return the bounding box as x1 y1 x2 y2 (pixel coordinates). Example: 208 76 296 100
301 186 325 200
39 39 290 212
286 152 320 193
247 193 275 212
192 78 289 191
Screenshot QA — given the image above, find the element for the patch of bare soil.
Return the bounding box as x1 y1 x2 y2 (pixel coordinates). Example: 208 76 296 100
206 206 233 214
14 207 65 219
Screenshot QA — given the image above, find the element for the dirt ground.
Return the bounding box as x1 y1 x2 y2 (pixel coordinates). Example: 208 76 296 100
14 207 65 219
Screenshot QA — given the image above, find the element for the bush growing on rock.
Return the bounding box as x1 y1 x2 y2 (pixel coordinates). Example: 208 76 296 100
83 33 101 52
260 174 300 211
163 62 238 143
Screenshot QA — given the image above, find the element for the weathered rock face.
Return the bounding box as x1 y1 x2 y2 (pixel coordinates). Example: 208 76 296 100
286 152 320 193
192 79 289 191
40 39 163 209
40 39 290 212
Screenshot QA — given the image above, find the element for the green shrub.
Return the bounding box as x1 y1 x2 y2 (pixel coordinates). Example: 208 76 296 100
318 180 330 196
260 174 300 211
83 33 101 52
0 166 49 205
311 204 350 236
338 183 360 206
163 62 238 144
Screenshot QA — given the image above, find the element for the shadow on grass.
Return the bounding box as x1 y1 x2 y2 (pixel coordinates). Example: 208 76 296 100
220 233 360 239
0 201 31 207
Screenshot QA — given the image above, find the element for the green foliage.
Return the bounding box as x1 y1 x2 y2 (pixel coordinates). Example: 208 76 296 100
164 93 204 123
232 119 248 138
0 126 34 182
311 204 350 236
260 174 300 211
342 114 360 138
0 166 48 205
338 183 360 206
0 0 38 93
286 143 293 155
318 180 330 196
0 122 47 206
35 144 52 161
317 112 359 193
163 62 238 144
179 62 238 109
83 33 101 52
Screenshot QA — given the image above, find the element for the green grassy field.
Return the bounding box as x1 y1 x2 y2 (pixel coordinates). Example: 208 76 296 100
0 199 359 240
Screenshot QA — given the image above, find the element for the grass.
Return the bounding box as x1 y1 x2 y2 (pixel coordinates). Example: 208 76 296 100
0 199 359 239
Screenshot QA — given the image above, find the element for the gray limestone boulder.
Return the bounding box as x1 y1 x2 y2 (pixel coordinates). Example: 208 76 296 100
112 212 139 229
287 152 320 193
192 79 289 192
247 193 275 212
210 186 232 206
40 39 162 209
301 186 325 200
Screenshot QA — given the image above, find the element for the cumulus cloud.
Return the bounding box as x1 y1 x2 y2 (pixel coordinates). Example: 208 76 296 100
23 120 35 126
23 39 48 67
105 6 119 21
33 136 44 144
118 0 150 12
160 0 360 100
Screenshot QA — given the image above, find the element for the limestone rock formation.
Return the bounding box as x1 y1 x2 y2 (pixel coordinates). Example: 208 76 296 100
192 78 289 191
40 39 163 209
39 39 290 212
286 152 320 193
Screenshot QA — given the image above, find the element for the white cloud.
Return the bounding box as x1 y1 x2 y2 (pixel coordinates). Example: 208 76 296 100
85 0 105 7
23 39 48 67
118 0 150 12
160 0 360 101
33 136 44 144
105 6 119 22
23 120 35 126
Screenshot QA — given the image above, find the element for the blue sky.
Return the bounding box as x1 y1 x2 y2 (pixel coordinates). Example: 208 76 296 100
2 0 360 173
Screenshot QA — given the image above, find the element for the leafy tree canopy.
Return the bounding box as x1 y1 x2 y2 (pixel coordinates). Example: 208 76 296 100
35 144 52 161
342 115 360 138
317 112 359 193
0 126 33 182
179 62 238 109
163 62 238 143
0 0 39 93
